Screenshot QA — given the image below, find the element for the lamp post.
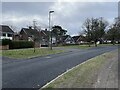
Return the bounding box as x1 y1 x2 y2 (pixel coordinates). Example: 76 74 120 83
49 10 54 50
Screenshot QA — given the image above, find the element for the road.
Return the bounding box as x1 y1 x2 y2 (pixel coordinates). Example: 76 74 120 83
2 46 118 89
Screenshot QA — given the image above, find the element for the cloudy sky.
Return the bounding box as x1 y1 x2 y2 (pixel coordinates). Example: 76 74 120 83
1 1 119 36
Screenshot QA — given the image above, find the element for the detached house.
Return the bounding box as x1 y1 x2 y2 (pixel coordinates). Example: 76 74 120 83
19 26 41 47
72 35 86 44
20 26 40 41
19 27 50 47
0 25 14 40
40 29 50 46
62 35 75 45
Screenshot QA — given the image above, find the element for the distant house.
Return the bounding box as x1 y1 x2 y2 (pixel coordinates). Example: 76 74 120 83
19 26 41 47
13 32 20 41
40 29 50 46
0 25 14 40
62 35 75 45
72 35 86 44
40 29 57 46
19 27 51 47
20 26 40 41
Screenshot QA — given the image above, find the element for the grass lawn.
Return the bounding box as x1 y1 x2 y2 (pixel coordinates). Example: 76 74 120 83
2 48 64 59
0 50 2 56
43 50 117 88
61 44 95 49
60 44 119 49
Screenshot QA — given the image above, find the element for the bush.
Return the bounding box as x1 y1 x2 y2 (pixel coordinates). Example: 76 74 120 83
1 39 11 45
9 40 34 49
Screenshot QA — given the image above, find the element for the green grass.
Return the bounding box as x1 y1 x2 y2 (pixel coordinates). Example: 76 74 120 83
44 50 117 88
98 44 119 46
60 44 94 49
2 48 64 59
60 44 119 49
0 50 2 56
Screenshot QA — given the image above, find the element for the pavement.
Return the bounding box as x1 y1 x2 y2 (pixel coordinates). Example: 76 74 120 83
2 46 118 89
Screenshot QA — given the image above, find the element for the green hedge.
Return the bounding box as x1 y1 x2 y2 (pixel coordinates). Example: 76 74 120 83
1 39 11 45
1 39 34 49
9 41 34 49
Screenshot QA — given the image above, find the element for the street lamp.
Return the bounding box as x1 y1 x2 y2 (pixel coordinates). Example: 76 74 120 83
49 10 54 50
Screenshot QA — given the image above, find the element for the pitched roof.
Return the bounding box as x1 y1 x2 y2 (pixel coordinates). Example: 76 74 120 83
72 36 80 42
41 30 50 36
72 35 86 41
62 35 74 41
21 28 40 40
0 25 14 33
21 28 40 39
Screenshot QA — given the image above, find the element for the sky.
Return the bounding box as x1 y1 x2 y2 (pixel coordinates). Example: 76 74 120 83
1 0 119 36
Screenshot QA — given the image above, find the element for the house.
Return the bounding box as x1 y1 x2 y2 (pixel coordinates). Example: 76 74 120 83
72 35 86 44
62 35 75 45
0 25 14 40
20 26 40 41
13 32 20 41
19 26 41 47
19 27 51 47
40 29 50 46
40 29 57 46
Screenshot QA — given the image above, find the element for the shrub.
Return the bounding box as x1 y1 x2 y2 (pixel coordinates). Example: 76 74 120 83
9 40 34 49
1 39 11 45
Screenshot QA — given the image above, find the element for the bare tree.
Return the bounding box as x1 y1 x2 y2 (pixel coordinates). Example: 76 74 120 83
82 17 108 47
82 18 92 47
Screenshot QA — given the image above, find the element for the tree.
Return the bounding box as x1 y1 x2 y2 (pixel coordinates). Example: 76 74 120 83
82 17 108 47
90 18 99 47
107 17 120 45
98 17 108 43
82 18 92 47
52 25 67 45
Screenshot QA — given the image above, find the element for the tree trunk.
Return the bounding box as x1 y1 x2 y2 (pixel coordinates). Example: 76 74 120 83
56 36 58 46
112 39 115 45
88 42 91 47
95 42 97 47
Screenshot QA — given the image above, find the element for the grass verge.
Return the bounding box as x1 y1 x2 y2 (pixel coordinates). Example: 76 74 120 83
43 50 117 88
61 44 94 49
60 44 117 49
2 48 64 59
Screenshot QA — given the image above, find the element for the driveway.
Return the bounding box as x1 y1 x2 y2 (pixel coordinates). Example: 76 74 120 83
2 46 118 89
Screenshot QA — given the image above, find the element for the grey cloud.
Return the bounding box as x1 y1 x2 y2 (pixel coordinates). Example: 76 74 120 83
2 2 118 35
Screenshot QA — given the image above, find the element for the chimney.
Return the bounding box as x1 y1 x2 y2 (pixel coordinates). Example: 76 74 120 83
29 26 32 29
45 28 47 31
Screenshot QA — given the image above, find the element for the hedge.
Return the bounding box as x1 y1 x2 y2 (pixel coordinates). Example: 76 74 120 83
1 39 11 46
9 41 34 49
1 39 34 49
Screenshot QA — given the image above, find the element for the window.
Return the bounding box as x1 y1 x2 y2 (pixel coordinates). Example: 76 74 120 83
2 33 6 36
8 34 12 37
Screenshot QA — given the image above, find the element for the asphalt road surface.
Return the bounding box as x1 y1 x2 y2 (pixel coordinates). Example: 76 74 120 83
2 46 118 89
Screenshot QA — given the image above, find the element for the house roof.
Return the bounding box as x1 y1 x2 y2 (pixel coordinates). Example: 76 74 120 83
22 28 39 36
41 30 50 36
72 36 80 42
62 35 74 41
72 35 86 41
62 35 69 41
21 28 40 39
0 25 14 34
